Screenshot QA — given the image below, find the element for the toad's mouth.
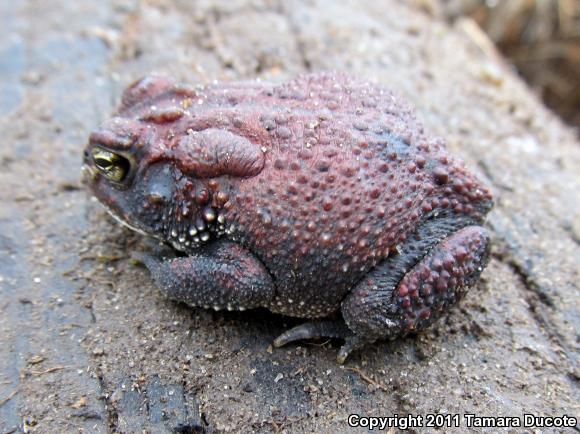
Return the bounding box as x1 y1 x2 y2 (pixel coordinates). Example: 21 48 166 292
97 200 162 241
94 197 224 254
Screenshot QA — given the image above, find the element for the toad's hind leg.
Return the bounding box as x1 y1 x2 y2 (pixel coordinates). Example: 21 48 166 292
340 224 491 362
134 240 275 311
274 220 490 364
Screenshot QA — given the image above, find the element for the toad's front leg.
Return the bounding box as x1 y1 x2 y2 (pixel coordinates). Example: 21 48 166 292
134 240 275 311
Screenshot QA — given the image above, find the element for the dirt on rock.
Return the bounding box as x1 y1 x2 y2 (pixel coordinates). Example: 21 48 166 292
0 1 578 433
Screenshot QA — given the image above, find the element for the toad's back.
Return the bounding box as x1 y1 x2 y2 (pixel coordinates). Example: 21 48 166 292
168 74 490 318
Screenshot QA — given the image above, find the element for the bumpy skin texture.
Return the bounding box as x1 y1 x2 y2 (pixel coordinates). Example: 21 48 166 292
83 73 493 363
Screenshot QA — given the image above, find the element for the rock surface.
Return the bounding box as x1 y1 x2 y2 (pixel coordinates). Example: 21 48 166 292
0 0 578 432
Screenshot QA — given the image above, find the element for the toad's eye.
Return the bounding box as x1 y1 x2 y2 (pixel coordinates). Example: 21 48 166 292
91 147 131 182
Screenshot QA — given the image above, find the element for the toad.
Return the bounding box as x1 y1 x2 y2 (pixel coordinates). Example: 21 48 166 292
83 73 493 363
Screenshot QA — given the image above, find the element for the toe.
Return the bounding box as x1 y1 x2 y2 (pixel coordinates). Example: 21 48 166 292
337 335 369 364
131 251 162 272
273 324 315 347
273 320 350 348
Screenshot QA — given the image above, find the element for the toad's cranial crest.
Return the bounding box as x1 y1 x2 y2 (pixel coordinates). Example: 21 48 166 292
84 72 493 363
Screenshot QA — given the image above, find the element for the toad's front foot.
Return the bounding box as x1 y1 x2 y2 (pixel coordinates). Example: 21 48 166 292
133 239 275 311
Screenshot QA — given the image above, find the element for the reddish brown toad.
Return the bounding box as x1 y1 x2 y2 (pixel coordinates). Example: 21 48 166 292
83 73 493 363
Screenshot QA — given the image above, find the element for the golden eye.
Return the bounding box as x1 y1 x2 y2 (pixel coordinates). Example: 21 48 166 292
91 147 130 182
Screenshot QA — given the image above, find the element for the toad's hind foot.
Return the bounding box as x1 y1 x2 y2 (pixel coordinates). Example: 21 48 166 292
273 320 367 364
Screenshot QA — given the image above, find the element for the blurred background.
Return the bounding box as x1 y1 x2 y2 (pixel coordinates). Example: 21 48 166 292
444 0 580 131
